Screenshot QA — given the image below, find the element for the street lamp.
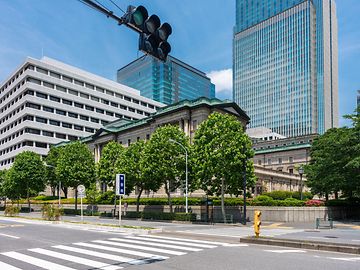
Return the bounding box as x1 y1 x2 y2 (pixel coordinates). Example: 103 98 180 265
298 166 304 200
44 163 61 207
169 139 188 214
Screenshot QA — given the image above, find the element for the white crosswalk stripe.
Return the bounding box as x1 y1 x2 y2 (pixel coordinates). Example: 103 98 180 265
139 234 229 246
53 245 143 264
328 257 360 262
126 235 218 248
0 261 22 270
0 234 225 269
2 251 77 270
74 242 168 260
28 248 123 270
264 249 307 253
93 240 187 256
108 237 203 251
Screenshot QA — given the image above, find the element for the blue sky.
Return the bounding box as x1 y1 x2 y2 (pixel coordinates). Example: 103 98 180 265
0 0 359 127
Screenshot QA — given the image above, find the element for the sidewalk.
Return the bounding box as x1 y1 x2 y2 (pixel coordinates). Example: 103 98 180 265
1 210 360 252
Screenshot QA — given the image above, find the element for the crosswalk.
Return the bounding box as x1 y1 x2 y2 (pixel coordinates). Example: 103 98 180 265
0 234 230 270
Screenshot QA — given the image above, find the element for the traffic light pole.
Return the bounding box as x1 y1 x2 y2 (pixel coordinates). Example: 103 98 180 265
80 0 141 33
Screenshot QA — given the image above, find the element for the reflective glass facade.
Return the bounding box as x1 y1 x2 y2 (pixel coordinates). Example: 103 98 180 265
117 56 215 105
233 0 338 137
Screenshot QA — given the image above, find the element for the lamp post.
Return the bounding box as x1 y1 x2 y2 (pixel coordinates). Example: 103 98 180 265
169 139 188 214
45 163 61 206
299 166 304 200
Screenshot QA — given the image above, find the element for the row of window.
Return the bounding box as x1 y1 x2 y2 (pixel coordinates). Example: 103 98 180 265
0 64 30 97
29 65 158 109
24 102 110 125
253 139 313 150
0 79 26 113
0 141 52 167
25 87 147 118
23 116 95 133
257 156 294 166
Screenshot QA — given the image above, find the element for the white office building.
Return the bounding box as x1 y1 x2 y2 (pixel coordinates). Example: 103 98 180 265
0 57 164 169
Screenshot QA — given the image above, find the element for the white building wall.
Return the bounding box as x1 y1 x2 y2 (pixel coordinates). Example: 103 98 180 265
0 57 164 169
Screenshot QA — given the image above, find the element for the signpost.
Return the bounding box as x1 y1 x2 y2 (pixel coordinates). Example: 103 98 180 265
77 185 86 222
115 174 125 226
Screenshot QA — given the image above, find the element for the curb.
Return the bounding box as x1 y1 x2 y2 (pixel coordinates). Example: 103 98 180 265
0 216 162 235
240 237 360 255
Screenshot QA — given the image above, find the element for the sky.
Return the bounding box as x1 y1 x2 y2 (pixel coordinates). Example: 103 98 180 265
0 0 359 127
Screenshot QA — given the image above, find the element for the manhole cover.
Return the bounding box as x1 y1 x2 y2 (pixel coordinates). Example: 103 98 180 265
324 236 338 239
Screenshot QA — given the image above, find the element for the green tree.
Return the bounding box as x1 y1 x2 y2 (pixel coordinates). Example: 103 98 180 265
144 125 189 212
192 112 255 222
0 169 7 205
56 141 96 210
306 107 360 198
118 140 162 212
44 146 63 197
97 141 124 192
7 151 46 210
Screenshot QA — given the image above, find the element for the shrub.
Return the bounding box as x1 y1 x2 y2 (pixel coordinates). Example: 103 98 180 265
277 198 305 207
292 191 313 200
305 199 325 207
63 209 81 215
34 195 59 201
41 204 64 221
250 195 274 206
263 191 292 200
4 205 20 216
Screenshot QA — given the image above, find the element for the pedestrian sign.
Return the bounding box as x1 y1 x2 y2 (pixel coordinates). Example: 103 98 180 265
116 174 125 196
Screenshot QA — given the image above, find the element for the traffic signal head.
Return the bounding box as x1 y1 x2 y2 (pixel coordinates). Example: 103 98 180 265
157 23 172 41
125 5 148 31
144 14 161 34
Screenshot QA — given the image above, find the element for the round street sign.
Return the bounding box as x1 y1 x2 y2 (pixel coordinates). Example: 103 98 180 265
77 185 85 193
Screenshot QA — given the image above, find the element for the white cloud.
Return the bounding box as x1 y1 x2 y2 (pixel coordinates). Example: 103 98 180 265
207 69 232 93
207 68 233 100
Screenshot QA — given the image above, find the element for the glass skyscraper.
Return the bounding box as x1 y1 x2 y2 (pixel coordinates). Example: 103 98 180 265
117 55 215 105
233 0 338 137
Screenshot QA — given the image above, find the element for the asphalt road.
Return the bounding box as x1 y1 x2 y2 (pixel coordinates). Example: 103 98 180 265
0 219 359 270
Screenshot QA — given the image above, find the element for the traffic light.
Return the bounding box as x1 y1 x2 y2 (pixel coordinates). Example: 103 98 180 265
254 210 261 238
124 5 148 32
125 5 172 62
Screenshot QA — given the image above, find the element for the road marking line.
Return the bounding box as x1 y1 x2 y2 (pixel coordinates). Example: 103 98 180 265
328 257 360 262
175 231 244 238
109 238 202 251
0 261 22 270
222 243 249 247
29 248 122 270
93 240 186 256
264 249 307 253
53 245 144 265
0 233 20 239
74 242 168 260
2 251 76 270
138 234 228 245
126 236 217 248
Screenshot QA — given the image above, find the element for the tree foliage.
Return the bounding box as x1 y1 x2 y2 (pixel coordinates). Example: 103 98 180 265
6 151 46 207
56 141 96 201
306 107 360 198
144 125 189 212
44 146 63 196
117 140 162 212
191 112 255 220
97 141 124 189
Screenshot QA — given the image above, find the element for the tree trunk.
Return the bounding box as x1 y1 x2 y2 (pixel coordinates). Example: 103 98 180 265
165 183 172 213
52 186 56 197
27 184 31 213
221 178 226 223
325 193 329 201
62 187 68 198
136 188 143 213
75 189 78 211
335 192 338 199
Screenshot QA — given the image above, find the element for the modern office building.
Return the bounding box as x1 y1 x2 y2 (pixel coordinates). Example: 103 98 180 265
117 55 215 105
0 57 164 169
233 0 338 137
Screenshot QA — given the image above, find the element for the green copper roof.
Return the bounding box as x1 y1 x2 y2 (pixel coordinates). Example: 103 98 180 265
255 143 311 154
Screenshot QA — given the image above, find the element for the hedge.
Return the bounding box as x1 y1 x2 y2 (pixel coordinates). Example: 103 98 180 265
263 191 313 201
